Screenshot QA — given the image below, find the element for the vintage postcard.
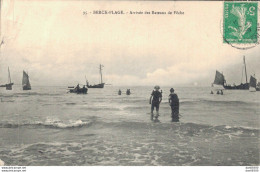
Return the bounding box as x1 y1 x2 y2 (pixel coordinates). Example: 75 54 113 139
0 0 259 170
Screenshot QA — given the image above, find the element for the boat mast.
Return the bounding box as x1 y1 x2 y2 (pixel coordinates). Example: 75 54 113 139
244 56 248 83
99 64 103 84
8 66 11 83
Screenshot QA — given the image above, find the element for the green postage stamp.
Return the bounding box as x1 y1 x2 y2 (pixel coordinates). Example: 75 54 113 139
223 2 258 44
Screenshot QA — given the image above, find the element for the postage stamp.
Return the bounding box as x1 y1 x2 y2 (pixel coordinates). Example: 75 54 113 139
223 2 258 44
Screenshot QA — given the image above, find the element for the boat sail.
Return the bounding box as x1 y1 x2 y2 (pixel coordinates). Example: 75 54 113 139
0 67 14 90
213 70 225 86
249 75 260 91
249 75 256 88
257 82 260 91
86 64 105 88
22 70 31 90
217 56 250 90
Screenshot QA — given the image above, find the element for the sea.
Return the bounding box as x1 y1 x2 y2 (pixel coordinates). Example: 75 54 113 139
0 85 259 166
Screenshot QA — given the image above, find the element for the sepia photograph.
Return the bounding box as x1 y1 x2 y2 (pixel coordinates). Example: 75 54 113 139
0 0 259 170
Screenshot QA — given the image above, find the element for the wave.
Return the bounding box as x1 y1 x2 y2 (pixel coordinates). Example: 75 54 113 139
0 117 259 137
101 120 259 137
0 92 62 98
80 106 121 111
0 99 15 102
0 119 93 129
180 99 258 106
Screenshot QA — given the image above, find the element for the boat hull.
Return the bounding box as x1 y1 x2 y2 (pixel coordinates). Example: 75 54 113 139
6 83 13 90
23 86 31 90
0 83 14 90
69 88 88 94
87 83 105 88
223 83 249 90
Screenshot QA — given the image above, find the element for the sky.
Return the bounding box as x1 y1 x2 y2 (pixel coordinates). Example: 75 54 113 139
0 1 259 86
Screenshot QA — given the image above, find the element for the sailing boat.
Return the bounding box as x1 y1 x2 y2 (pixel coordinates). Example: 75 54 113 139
6 67 13 90
249 75 260 91
211 70 224 94
86 64 105 88
0 67 14 90
214 56 250 90
22 70 31 90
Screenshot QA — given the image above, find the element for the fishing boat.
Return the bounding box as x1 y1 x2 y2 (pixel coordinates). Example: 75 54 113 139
214 56 250 90
211 70 224 94
68 84 88 94
0 67 14 90
86 64 105 88
22 70 31 90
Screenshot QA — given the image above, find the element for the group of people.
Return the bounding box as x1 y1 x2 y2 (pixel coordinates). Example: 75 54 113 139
73 84 88 94
118 89 131 95
210 90 223 95
150 85 179 122
117 86 179 122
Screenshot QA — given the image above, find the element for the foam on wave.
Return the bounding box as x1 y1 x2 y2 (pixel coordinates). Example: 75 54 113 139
0 119 92 129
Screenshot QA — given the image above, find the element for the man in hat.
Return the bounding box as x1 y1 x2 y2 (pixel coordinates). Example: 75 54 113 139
149 85 162 120
168 88 179 122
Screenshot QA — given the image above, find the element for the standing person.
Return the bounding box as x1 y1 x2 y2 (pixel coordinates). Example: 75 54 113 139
168 88 179 122
126 89 131 95
149 85 162 121
118 89 122 95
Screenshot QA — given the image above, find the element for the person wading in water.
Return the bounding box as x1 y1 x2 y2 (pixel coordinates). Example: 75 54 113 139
149 85 162 121
168 88 179 122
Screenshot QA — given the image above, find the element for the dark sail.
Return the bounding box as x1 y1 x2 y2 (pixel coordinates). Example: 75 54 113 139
213 70 225 85
22 71 31 90
249 76 257 88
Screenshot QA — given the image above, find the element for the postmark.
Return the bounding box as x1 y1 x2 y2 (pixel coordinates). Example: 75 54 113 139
223 2 258 45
